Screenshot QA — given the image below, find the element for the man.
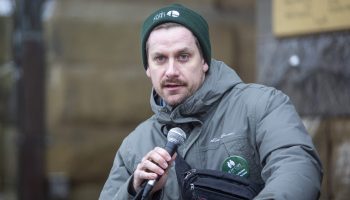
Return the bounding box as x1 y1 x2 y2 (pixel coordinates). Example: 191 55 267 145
100 4 323 200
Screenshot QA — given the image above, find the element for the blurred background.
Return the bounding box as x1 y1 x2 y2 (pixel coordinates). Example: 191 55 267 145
0 0 349 199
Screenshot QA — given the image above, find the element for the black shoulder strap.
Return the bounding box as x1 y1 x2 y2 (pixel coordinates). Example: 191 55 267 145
175 153 192 188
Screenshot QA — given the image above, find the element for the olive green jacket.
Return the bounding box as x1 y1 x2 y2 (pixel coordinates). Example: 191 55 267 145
100 59 322 200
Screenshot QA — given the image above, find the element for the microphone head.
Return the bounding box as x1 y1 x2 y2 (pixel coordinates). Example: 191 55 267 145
167 127 186 145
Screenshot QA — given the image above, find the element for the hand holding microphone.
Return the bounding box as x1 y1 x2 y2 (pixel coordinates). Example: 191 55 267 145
132 127 186 200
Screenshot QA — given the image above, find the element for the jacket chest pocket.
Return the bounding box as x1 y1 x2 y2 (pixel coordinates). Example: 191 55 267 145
197 133 262 182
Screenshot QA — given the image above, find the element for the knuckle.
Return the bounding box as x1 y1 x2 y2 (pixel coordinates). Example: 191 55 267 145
141 161 148 168
154 146 161 151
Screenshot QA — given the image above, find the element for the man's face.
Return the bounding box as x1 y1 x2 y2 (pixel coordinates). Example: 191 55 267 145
146 26 209 106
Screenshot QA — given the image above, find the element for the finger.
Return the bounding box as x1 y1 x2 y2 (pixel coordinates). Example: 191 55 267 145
142 159 165 176
154 147 172 161
146 148 170 169
134 162 159 187
139 168 158 180
133 164 158 192
141 150 155 162
142 148 169 164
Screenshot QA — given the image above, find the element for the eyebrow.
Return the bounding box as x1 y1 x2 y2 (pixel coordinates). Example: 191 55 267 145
177 47 193 54
149 47 194 56
150 52 165 57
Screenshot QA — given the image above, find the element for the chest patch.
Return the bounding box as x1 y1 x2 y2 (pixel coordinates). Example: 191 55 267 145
221 155 249 177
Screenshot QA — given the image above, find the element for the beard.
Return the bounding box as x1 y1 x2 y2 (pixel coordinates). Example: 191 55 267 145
157 78 189 106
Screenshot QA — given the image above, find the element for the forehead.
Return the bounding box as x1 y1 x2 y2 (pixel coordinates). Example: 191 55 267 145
147 26 198 53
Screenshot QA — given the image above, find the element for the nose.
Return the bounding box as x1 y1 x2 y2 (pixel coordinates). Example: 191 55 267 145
165 59 179 77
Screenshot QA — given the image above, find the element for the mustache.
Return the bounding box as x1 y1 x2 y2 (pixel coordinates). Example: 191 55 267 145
161 78 186 86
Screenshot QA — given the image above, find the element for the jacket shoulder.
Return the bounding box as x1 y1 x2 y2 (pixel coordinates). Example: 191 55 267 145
232 83 290 113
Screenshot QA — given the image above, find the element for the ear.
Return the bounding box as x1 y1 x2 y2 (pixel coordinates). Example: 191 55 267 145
202 60 209 73
146 67 151 77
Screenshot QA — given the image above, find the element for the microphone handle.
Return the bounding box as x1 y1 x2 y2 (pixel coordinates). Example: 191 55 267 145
163 141 178 156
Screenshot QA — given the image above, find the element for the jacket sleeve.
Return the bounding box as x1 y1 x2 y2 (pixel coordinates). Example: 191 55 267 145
99 138 135 200
253 88 323 200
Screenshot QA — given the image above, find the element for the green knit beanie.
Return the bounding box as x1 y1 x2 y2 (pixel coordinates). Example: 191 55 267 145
141 4 211 69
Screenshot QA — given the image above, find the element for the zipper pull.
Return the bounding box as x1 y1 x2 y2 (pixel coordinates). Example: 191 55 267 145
190 183 195 190
184 171 192 180
184 169 197 180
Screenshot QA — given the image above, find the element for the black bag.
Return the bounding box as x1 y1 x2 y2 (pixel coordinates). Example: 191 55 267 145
175 155 263 200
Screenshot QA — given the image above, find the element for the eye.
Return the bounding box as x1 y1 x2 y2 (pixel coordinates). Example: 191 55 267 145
154 55 167 64
177 54 189 62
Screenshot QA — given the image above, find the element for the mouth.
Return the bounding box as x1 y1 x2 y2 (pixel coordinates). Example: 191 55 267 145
163 81 185 91
165 83 181 88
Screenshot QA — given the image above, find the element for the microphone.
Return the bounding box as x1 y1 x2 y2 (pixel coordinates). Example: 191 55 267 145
141 127 186 199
